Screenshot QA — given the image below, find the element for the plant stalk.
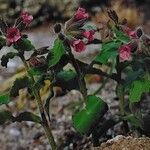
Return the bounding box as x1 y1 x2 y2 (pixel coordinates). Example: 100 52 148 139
63 39 87 100
20 55 57 150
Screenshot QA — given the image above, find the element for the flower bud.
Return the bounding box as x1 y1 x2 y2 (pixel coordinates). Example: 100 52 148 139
136 28 143 38
54 23 62 33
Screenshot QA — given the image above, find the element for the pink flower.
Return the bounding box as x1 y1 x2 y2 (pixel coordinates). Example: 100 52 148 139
123 26 137 38
20 11 33 25
72 39 86 52
74 7 89 20
6 27 21 44
82 30 95 41
118 44 131 61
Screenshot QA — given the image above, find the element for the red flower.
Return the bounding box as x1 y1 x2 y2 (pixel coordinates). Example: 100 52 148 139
118 44 131 61
6 27 21 44
72 39 86 52
20 11 33 25
82 30 95 41
74 7 89 21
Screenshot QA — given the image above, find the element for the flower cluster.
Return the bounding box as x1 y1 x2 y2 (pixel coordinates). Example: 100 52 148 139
0 11 33 45
64 7 96 53
118 26 150 61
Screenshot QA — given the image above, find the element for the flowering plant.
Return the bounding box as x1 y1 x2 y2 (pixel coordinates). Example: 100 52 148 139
0 8 150 149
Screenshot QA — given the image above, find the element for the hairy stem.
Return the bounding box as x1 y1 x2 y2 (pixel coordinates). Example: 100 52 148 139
63 39 87 100
94 60 115 95
117 84 125 116
20 55 57 150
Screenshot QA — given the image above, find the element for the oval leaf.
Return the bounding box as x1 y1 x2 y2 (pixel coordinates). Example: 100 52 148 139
72 95 108 134
48 39 65 68
0 93 10 105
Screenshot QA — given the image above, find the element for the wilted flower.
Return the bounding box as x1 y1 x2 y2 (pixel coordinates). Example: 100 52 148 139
6 27 21 44
72 39 86 52
82 30 95 41
118 44 131 61
74 7 89 21
20 11 33 25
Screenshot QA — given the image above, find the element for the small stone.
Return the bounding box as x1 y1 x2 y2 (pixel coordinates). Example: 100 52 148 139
9 128 21 137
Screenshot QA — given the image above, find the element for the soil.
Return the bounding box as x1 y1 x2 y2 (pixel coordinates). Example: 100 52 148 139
95 135 150 150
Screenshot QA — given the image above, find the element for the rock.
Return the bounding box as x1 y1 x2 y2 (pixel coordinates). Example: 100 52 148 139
9 128 21 138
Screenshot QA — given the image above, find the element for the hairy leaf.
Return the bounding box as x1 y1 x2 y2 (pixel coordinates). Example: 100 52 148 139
14 38 35 51
94 41 121 64
55 70 79 90
28 67 44 76
0 36 6 50
0 111 13 124
1 52 18 67
48 39 65 68
123 114 141 128
72 95 108 134
0 93 10 105
113 27 130 43
14 112 41 123
0 111 41 124
124 69 145 88
10 76 30 97
0 19 8 33
129 79 150 103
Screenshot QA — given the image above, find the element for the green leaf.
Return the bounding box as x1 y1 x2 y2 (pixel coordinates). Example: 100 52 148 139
94 41 121 64
0 36 6 50
72 95 108 134
124 69 144 88
129 79 150 103
0 111 41 124
14 38 35 51
1 52 18 67
48 39 65 68
10 76 30 97
56 70 76 82
113 27 130 43
0 111 13 124
0 93 10 105
123 114 141 128
14 112 41 123
55 70 79 90
28 68 44 76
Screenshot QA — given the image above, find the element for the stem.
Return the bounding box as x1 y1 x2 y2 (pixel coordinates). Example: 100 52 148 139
69 50 87 99
116 56 129 133
20 55 57 150
63 39 87 100
94 60 115 95
117 84 125 116
116 56 125 116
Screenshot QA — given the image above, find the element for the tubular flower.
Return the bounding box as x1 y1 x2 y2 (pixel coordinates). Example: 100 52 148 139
74 7 89 21
20 11 33 25
122 26 137 38
82 30 95 41
118 44 131 61
72 39 86 52
6 27 21 44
